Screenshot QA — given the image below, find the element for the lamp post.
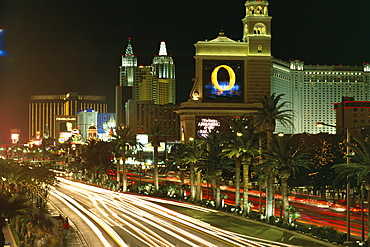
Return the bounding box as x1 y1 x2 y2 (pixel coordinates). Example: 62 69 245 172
316 122 351 242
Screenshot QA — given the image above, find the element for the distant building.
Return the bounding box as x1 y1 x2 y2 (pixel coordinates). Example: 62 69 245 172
272 59 370 134
77 110 116 142
115 39 176 125
97 113 116 141
152 41 176 105
29 92 108 141
334 97 370 136
126 99 180 142
77 108 98 141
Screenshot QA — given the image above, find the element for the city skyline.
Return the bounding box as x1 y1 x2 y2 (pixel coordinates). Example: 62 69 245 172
0 0 370 143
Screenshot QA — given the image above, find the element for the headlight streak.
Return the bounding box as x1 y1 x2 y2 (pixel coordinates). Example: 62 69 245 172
112 195 261 247
119 195 296 247
107 196 217 247
93 196 168 247
51 189 128 247
99 197 178 247
56 178 297 247
50 190 114 247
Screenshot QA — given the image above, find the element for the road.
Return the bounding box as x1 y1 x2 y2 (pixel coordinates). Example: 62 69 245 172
128 173 367 240
50 178 298 247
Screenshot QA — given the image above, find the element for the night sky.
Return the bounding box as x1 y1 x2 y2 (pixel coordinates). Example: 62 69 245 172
0 0 369 143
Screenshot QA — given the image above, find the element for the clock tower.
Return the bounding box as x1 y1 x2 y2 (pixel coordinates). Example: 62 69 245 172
176 0 272 142
242 0 271 56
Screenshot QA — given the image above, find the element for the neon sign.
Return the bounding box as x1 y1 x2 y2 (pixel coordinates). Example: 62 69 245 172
196 117 221 138
211 65 236 91
203 60 243 102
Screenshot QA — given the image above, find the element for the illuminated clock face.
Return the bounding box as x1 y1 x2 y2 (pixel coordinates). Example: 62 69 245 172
203 60 244 102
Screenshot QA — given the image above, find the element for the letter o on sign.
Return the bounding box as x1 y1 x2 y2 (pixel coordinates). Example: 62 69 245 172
211 65 236 91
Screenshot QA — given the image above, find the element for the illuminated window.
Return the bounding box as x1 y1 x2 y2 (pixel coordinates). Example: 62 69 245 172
253 23 266 35
258 45 263 53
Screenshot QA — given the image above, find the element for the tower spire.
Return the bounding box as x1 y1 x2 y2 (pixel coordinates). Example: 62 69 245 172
121 37 137 67
125 37 134 57
158 41 167 56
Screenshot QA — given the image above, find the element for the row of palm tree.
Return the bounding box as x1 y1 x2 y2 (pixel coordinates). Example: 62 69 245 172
104 93 308 223
68 93 370 230
0 159 56 247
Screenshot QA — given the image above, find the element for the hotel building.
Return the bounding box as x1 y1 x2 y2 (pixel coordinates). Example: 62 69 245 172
176 0 271 141
272 59 370 134
29 92 108 141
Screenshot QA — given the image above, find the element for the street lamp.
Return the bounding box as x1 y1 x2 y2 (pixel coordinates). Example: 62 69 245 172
316 122 351 242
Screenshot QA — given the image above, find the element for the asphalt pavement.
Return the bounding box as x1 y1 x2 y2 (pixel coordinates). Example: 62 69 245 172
158 203 337 247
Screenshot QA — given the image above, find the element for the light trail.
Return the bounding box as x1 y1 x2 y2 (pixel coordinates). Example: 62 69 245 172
53 178 299 247
50 190 115 247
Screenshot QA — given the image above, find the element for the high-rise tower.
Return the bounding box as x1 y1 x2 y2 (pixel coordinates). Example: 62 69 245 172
119 37 137 86
152 41 176 104
115 39 177 126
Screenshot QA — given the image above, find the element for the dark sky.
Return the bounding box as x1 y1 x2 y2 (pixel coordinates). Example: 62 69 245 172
0 0 369 143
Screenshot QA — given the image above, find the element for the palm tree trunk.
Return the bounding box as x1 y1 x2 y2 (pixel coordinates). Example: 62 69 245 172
190 163 196 201
242 158 250 216
116 158 121 190
153 146 159 191
367 189 370 247
122 148 128 192
266 130 274 219
281 178 289 222
207 174 217 201
215 173 221 209
235 158 241 208
196 170 202 202
179 168 185 198
0 218 5 247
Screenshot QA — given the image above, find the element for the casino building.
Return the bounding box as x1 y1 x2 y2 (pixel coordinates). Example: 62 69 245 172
177 0 370 139
176 0 272 141
28 92 108 141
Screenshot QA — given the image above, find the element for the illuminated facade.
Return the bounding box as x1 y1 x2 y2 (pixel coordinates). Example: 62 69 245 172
152 41 176 105
116 39 176 125
272 59 370 134
29 92 107 140
177 0 271 141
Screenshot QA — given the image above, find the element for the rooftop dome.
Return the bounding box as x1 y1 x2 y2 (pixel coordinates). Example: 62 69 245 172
209 31 236 42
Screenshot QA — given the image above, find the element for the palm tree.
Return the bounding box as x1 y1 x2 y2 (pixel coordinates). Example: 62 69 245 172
79 139 115 184
333 135 370 242
148 123 168 191
261 135 312 222
183 140 206 201
0 191 31 247
167 143 189 197
112 124 137 192
201 132 233 208
222 118 259 215
250 93 294 219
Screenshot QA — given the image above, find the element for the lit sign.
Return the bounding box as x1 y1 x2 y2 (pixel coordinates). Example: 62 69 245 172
203 60 244 102
56 117 76 121
196 117 222 138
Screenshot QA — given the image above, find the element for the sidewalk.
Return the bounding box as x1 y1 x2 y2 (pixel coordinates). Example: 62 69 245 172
47 201 88 247
3 225 16 247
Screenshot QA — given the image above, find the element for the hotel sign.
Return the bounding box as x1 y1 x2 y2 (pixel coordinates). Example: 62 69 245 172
196 117 222 138
203 60 244 102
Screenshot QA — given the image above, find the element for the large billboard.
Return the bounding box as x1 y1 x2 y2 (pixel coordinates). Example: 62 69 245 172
203 60 244 102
